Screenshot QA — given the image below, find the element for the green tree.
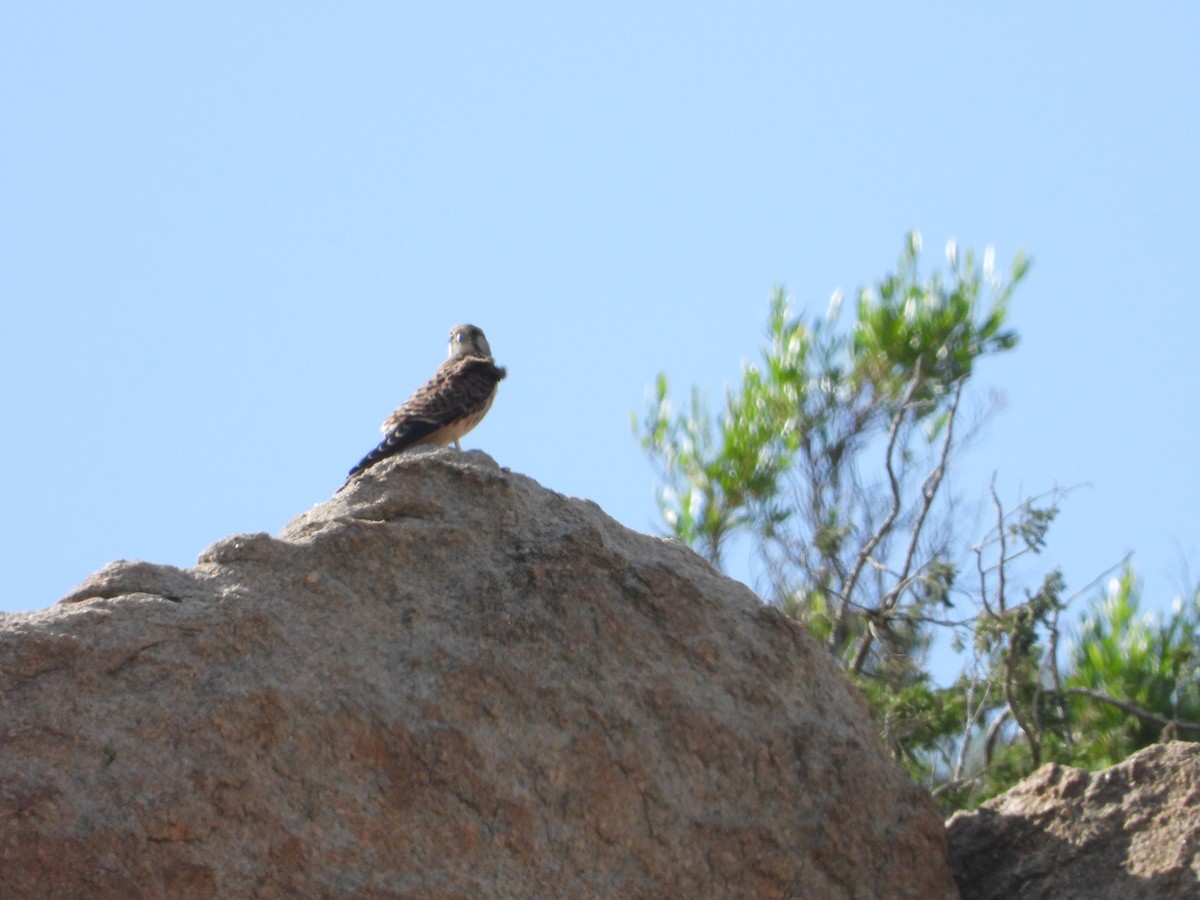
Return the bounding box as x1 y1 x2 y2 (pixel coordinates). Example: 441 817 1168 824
636 232 1199 811
640 233 1026 677
965 564 1200 803
1062 568 1200 767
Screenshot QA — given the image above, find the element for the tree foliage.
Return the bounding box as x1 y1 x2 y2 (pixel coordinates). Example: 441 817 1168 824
636 233 1199 811
1064 570 1200 766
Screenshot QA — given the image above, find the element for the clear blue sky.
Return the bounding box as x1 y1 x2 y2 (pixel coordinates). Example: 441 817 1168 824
3 5 1198 659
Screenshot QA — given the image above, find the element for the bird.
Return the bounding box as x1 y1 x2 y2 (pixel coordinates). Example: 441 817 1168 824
347 324 506 479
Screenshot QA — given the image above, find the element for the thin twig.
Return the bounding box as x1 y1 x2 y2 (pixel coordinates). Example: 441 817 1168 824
849 376 960 675
984 706 1011 768
1064 687 1200 738
990 478 1007 615
1062 552 1134 605
836 358 924 660
886 379 963 614
1046 603 1073 748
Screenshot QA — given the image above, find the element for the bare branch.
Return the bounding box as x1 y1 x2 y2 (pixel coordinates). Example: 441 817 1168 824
974 481 1004 621
981 485 1042 765
836 358 924 660
874 378 963 629
1045 603 1073 748
983 706 1011 769
952 666 999 785
990 478 1007 616
932 774 987 799
1063 687 1200 738
1004 664 1041 766
1063 552 1134 606
848 373 962 675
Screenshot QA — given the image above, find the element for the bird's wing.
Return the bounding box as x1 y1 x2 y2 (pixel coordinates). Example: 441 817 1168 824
381 356 504 435
348 358 505 478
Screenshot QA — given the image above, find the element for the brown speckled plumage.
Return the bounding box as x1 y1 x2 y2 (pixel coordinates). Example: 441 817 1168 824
347 324 506 478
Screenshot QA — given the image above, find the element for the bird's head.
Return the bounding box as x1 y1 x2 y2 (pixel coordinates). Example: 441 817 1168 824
448 324 492 360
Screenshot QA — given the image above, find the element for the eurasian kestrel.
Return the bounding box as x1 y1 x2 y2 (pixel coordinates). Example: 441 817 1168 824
347 324 506 478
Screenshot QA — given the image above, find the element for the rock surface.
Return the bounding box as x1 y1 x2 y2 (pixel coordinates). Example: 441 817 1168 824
947 741 1200 899
0 450 956 899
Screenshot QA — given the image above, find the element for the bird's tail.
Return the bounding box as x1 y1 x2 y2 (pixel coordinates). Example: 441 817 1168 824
346 437 398 479
346 421 438 479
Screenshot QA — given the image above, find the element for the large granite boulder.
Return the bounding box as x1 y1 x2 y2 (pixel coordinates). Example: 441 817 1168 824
0 450 955 898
